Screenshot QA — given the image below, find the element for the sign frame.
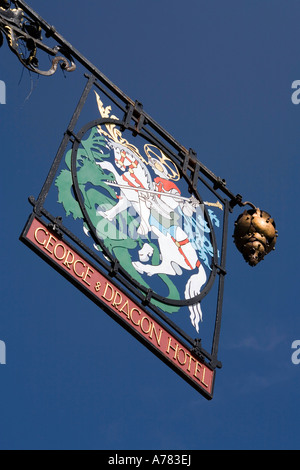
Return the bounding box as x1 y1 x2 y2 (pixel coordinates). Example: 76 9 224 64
0 0 276 400
20 73 234 398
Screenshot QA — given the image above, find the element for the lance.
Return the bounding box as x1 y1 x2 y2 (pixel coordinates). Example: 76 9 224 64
102 180 223 210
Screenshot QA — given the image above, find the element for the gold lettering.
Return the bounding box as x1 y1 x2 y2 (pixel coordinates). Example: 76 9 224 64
112 291 123 309
54 243 67 261
95 281 101 292
140 316 151 335
34 227 48 246
194 361 203 382
186 353 196 373
119 300 130 319
83 266 94 286
201 367 209 388
177 347 187 366
45 234 57 255
102 283 115 302
166 337 179 359
149 323 163 347
130 307 141 327
63 250 75 269
73 259 86 279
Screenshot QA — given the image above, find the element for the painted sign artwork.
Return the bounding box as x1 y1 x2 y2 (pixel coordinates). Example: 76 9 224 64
21 76 229 399
55 93 220 335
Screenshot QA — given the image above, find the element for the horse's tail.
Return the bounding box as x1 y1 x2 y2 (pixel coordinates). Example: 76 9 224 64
184 263 207 333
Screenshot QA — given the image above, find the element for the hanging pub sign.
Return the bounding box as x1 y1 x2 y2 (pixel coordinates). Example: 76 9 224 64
0 0 276 400
20 75 230 399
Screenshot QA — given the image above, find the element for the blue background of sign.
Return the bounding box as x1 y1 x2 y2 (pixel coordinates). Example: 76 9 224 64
0 0 299 450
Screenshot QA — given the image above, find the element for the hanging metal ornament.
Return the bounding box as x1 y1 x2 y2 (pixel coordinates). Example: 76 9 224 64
233 204 278 266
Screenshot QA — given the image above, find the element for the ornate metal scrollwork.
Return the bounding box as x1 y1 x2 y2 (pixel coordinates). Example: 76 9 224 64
1 1 279 271
0 0 76 76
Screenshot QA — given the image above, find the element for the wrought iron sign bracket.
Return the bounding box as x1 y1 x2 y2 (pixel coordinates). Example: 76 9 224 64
0 1 257 212
0 1 261 213
192 339 222 370
1 1 278 399
122 101 146 136
142 289 154 307
192 339 205 363
109 259 121 278
66 128 82 145
0 1 76 75
214 263 227 277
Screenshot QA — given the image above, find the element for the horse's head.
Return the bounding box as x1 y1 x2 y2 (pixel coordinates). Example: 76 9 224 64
108 141 136 171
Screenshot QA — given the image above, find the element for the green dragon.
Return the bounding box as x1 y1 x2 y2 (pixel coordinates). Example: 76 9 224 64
55 127 180 314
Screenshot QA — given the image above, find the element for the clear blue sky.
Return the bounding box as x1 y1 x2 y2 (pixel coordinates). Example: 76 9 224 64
0 0 299 450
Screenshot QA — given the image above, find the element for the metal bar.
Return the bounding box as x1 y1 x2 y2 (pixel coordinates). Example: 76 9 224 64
193 162 201 190
15 1 135 106
13 1 244 207
0 17 56 56
34 74 95 213
210 199 230 368
197 174 226 206
92 75 127 114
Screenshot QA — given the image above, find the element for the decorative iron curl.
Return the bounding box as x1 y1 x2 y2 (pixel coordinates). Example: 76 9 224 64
0 1 76 76
29 49 76 76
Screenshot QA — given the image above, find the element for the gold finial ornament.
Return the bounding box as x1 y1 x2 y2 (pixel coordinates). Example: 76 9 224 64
233 207 278 266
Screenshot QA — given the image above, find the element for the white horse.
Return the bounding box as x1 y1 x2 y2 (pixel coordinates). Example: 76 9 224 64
96 141 207 333
132 225 207 333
